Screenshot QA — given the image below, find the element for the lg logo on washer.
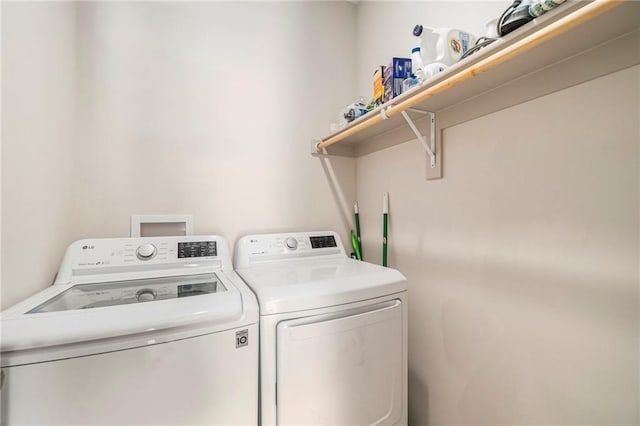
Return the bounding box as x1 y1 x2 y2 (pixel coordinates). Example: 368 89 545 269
236 329 249 348
82 245 95 250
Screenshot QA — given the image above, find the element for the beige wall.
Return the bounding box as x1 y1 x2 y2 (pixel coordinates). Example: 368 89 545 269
1 2 77 309
357 67 639 424
1 2 357 309
354 2 639 423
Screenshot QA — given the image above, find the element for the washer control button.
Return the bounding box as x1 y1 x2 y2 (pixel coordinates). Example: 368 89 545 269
136 289 156 303
285 237 298 250
136 244 157 260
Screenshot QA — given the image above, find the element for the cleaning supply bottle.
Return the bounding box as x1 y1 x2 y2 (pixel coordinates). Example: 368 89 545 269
412 25 476 66
343 98 369 122
412 46 449 81
411 47 426 80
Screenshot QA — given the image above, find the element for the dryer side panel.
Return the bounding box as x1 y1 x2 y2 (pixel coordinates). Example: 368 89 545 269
276 299 405 425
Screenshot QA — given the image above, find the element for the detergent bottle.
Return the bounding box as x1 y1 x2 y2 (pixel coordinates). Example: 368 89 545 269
412 25 476 67
410 47 425 79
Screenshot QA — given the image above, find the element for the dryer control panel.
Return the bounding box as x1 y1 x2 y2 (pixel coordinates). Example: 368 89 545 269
309 235 338 249
235 231 346 268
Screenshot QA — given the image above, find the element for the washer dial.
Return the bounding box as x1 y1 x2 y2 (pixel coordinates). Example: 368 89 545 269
136 244 157 260
285 237 298 250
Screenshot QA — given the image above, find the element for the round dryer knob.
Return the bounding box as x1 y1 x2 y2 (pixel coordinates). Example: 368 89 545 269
136 244 157 260
285 237 298 250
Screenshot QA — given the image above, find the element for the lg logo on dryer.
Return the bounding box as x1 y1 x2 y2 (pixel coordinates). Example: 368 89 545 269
236 329 249 348
82 245 95 250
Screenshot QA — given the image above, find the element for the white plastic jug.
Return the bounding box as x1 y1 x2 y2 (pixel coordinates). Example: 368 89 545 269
413 25 476 66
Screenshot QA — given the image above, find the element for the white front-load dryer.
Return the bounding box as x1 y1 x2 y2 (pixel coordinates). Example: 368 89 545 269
1 235 259 425
235 231 408 426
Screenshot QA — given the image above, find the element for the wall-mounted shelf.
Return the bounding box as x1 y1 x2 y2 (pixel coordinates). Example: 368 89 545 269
311 0 640 179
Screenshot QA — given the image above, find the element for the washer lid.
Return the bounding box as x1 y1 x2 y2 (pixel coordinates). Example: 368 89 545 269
236 257 407 315
1 272 245 356
28 273 225 313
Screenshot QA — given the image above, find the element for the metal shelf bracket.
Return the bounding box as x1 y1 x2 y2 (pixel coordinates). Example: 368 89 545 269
311 139 324 156
400 109 436 168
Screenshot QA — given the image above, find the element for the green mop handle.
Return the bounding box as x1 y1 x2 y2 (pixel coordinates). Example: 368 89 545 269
351 230 362 261
382 193 388 267
354 202 363 260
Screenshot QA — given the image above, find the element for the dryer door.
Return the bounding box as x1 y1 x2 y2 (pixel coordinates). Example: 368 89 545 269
276 299 404 425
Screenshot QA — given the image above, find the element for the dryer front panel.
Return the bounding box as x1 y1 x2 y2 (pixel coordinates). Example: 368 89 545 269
275 299 404 425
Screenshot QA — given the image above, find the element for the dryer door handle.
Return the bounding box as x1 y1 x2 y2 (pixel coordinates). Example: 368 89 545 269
279 299 402 339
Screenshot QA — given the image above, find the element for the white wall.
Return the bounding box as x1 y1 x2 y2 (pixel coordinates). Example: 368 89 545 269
72 2 356 241
1 2 77 309
354 1 639 424
1 1 357 309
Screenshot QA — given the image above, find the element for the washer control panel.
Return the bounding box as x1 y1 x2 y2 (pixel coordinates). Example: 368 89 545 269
69 238 218 267
178 241 217 258
55 236 230 284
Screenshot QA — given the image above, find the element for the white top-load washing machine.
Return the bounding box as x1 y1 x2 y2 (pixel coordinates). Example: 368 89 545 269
235 231 408 426
0 235 259 425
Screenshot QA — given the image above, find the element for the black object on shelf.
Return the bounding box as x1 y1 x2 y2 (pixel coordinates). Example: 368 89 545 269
498 1 534 37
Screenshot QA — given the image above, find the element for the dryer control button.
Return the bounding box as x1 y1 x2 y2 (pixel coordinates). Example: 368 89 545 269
285 237 298 250
136 244 157 260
